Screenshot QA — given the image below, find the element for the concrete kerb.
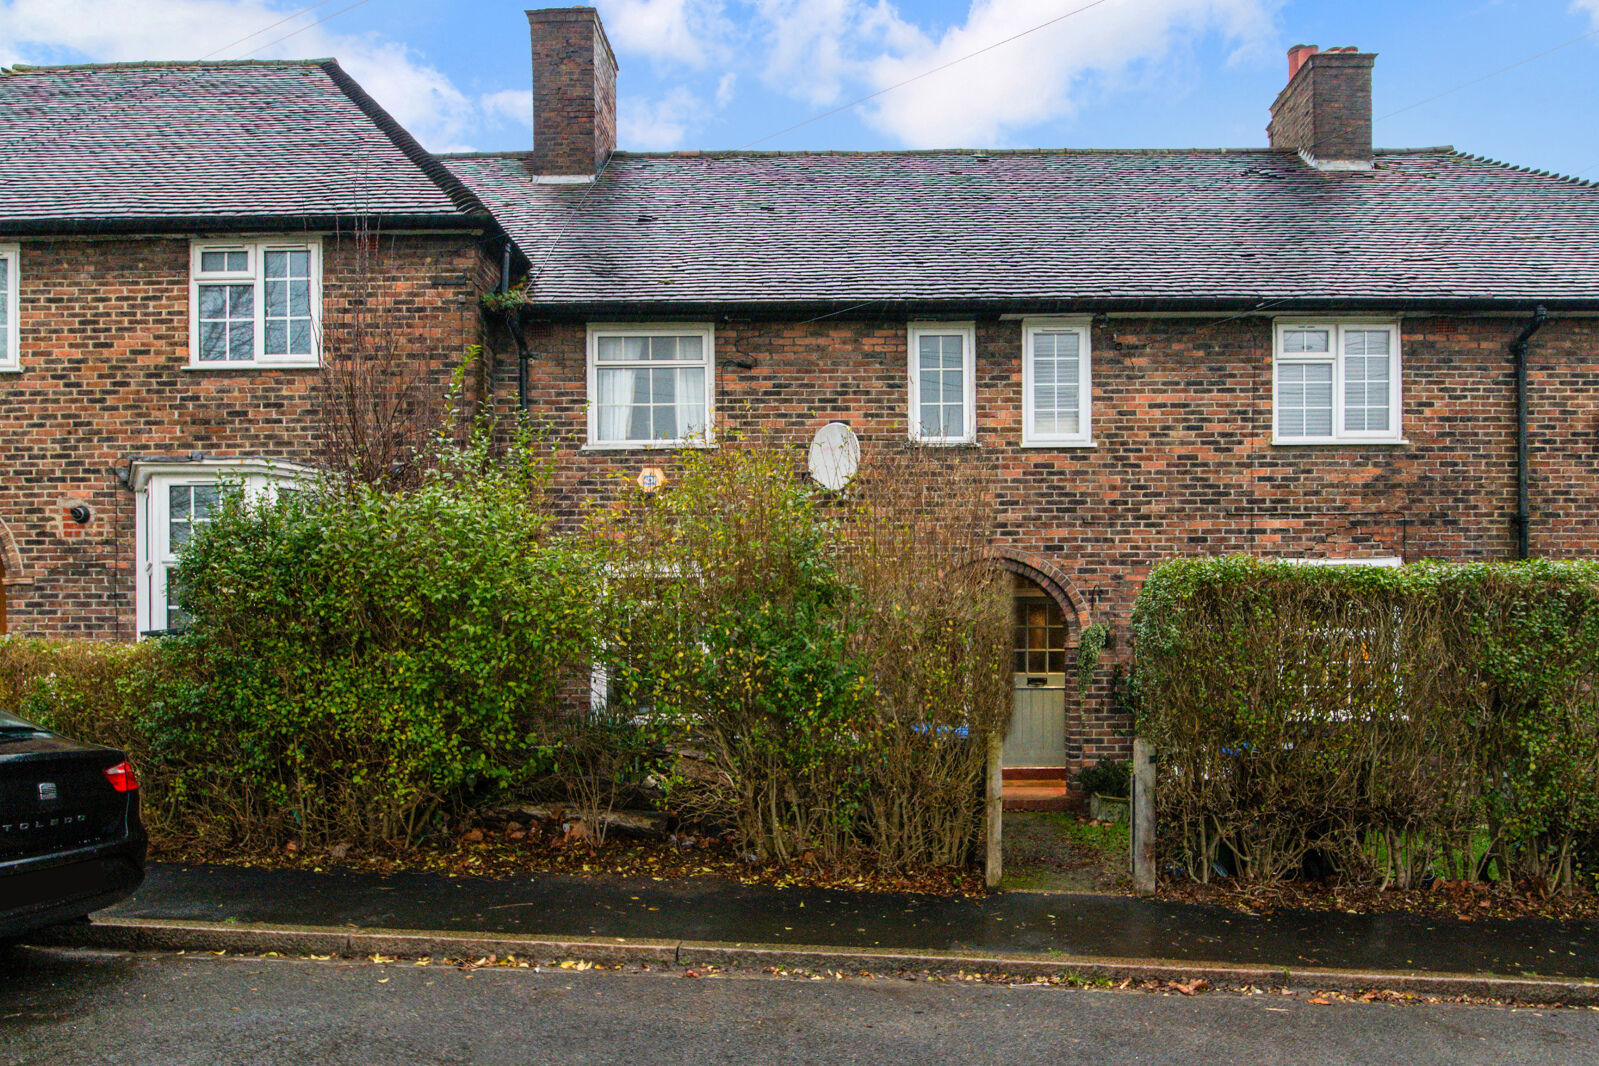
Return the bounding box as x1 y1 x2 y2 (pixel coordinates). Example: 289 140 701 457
27 916 1599 1007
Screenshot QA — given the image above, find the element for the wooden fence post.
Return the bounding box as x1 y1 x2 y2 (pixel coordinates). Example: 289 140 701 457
985 731 1003 888
1132 737 1156 894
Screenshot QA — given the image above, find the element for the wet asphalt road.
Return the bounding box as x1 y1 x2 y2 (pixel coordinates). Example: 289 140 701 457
3 946 1597 1066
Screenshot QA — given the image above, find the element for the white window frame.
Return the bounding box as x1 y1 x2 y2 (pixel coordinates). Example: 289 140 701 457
907 321 977 444
585 322 716 450
132 459 315 634
1272 319 1402 445
0 243 19 373
189 238 322 369
1021 317 1093 447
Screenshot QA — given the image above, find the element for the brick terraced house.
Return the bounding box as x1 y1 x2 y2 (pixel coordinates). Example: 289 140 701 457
0 58 497 638
444 9 1599 785
4 7 1598 793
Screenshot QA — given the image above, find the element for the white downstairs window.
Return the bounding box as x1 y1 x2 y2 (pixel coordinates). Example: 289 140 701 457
908 321 976 444
190 239 321 367
586 324 715 448
0 243 18 372
1274 320 1402 444
133 460 312 634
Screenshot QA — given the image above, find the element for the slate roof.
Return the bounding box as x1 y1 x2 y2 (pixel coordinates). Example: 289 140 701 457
443 148 1599 311
0 60 486 232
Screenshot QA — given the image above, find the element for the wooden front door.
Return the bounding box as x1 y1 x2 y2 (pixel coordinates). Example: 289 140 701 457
1002 585 1068 768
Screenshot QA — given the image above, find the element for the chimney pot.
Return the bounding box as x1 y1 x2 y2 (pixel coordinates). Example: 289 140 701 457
1287 43 1318 81
528 6 618 177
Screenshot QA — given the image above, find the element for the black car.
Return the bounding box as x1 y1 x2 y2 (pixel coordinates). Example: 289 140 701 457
0 711 146 938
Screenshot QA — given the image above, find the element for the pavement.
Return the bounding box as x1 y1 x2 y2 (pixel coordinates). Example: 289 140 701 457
7 945 1597 1066
26 861 1599 1003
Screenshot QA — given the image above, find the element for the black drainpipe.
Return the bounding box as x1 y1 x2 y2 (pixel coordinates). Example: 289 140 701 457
494 240 531 413
1511 305 1549 560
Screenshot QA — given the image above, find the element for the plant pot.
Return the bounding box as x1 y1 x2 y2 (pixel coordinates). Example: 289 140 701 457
1089 792 1130 824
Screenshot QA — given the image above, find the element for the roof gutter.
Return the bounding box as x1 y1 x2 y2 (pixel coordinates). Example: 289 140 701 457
1510 305 1549 560
497 296 1599 320
0 213 493 238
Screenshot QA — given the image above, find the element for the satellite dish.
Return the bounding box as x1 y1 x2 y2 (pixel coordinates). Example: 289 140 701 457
808 422 860 491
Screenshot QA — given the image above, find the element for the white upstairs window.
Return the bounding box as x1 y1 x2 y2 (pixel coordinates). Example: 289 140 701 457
0 244 18 372
1274 320 1402 444
1022 318 1092 446
908 322 976 444
190 239 321 367
586 324 715 448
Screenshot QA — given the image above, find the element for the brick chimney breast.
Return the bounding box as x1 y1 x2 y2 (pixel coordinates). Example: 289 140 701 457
528 6 618 178
1268 45 1376 170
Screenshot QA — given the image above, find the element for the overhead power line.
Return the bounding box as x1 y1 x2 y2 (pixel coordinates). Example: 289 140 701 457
738 0 1118 150
1373 24 1599 125
196 0 342 61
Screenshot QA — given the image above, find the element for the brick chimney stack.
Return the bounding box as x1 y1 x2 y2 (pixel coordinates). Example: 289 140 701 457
1268 44 1376 170
528 6 617 178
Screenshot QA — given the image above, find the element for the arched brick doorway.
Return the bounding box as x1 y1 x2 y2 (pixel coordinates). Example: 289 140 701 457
982 549 1091 808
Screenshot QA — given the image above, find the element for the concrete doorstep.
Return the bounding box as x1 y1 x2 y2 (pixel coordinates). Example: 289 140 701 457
29 915 1599 1008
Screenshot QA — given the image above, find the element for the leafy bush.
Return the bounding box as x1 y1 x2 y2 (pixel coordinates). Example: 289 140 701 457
167 419 603 849
597 437 1009 873
1077 759 1131 799
1133 556 1599 892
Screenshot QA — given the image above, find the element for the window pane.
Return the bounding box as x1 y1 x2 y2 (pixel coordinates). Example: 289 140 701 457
227 322 254 361
1278 362 1333 437
199 323 226 362
169 485 190 522
226 251 247 272
1344 351 1392 433
598 336 650 361
1030 330 1082 438
164 568 190 631
263 252 312 359
1283 329 1331 354
198 285 226 318
263 321 287 355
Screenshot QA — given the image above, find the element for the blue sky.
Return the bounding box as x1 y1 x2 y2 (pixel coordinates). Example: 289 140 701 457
3 0 1597 177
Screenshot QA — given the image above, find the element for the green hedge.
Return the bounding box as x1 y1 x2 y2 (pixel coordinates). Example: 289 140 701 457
164 426 601 848
1132 556 1599 892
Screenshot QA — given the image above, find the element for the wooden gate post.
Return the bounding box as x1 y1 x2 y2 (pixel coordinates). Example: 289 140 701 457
1132 737 1156 894
985 731 1003 888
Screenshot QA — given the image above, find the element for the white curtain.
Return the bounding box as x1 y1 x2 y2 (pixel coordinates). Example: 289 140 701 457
597 367 637 443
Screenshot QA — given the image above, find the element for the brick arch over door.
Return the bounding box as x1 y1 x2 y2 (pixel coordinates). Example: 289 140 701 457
980 547 1092 636
0 514 24 635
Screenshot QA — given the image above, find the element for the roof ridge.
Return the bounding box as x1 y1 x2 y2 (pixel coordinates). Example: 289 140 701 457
315 59 492 220
1451 151 1599 188
4 59 332 74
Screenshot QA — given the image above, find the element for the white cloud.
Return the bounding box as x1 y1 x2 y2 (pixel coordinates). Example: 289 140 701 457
0 0 477 150
594 0 729 67
619 86 703 149
481 88 533 128
715 71 737 108
745 0 1278 147
1576 0 1599 27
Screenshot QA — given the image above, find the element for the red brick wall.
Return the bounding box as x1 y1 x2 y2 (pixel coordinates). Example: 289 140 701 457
493 311 1599 769
0 230 489 639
